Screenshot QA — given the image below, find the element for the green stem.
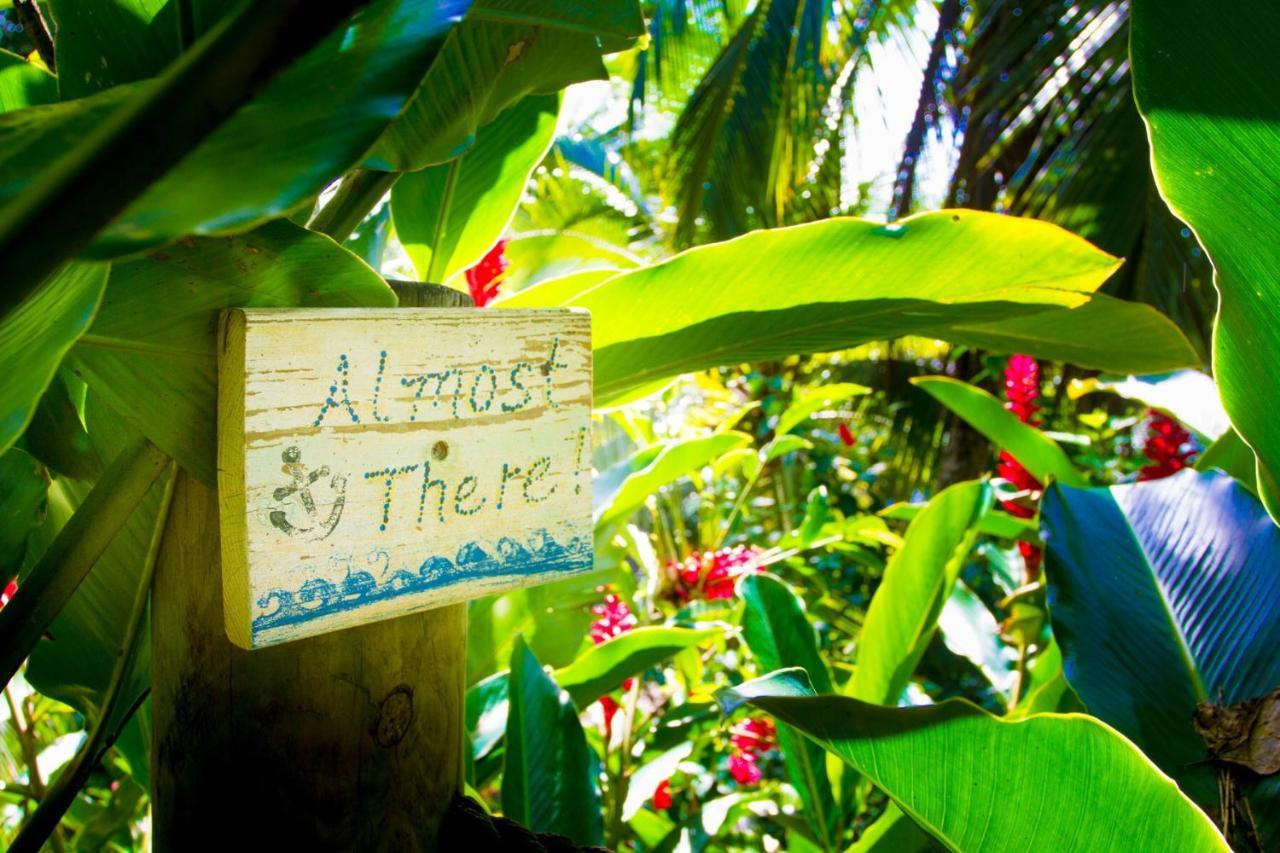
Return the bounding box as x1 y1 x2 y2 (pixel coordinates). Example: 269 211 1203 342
309 169 400 244
425 158 462 283
11 464 176 853
0 437 170 692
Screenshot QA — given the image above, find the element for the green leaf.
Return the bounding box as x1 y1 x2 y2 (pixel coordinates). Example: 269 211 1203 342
719 669 1228 852
551 212 1189 404
466 670 509 762
848 805 939 853
0 0 464 285
913 377 1088 488
392 93 558 282
622 742 692 821
554 626 720 709
0 436 170 693
503 637 604 845
595 432 750 529
939 293 1200 375
0 48 56 110
369 0 644 169
0 448 47 576
1131 0 1280 522
69 220 395 483
1041 469 1280 845
879 503 1039 542
0 262 107 457
775 383 869 436
848 480 993 705
48 0 178 99
739 575 837 848
1195 427 1260 492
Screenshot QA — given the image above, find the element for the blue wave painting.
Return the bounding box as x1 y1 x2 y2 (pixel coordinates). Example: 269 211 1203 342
251 528 591 641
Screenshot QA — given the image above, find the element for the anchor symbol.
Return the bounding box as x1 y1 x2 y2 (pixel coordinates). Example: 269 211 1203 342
268 446 347 539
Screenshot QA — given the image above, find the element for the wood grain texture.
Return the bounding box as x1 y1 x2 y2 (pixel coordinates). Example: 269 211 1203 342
152 472 467 850
217 307 593 648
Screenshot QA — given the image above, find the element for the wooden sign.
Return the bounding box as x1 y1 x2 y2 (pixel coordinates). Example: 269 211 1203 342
216 308 592 649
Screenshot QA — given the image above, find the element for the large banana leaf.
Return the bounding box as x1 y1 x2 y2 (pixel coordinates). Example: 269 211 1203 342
0 262 107 456
503 637 604 845
720 669 1228 852
0 0 465 264
1131 0 1280 519
515 212 1196 404
913 377 1087 488
739 575 837 849
48 0 179 98
0 449 47 576
392 94 558 281
1041 469 1280 846
849 480 993 704
554 626 720 709
68 220 395 483
369 0 644 169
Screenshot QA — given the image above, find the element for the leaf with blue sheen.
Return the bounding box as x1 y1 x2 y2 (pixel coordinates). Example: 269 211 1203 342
1132 0 1280 523
503 637 604 845
1042 469 1280 845
719 669 1229 853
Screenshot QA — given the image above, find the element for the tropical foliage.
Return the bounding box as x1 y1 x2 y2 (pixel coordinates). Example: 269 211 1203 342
0 0 1276 849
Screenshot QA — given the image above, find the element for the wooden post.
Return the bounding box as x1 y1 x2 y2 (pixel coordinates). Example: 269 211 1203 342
152 284 470 848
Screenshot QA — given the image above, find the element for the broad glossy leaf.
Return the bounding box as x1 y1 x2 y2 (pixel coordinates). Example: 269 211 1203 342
554 626 720 709
553 212 1180 404
503 637 604 845
937 581 1016 697
370 0 644 169
500 234 643 296
69 220 395 483
0 48 56 110
48 0 177 98
0 262 106 456
0 0 466 258
0 448 46 575
622 742 693 821
595 432 750 529
913 377 1088 488
849 480 992 705
720 669 1228 852
939 293 1199 375
739 575 837 848
848 805 938 853
1195 428 1259 493
392 94 558 281
1131 0 1280 522
466 670 509 762
1042 469 1280 843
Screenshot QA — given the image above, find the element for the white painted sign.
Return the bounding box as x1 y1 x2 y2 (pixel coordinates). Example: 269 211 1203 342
217 308 592 648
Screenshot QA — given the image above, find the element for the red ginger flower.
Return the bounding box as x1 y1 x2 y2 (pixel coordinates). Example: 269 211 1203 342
0 578 15 609
464 239 508 307
838 422 856 447
590 592 637 741
727 717 777 786
998 355 1044 579
652 780 673 810
668 545 764 602
1139 411 1197 481
590 593 637 644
